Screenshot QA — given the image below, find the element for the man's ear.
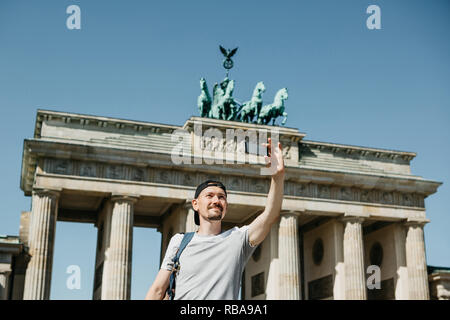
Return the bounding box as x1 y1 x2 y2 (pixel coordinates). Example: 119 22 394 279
192 198 199 211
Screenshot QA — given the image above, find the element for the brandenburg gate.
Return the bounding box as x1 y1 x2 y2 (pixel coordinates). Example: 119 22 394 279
18 109 441 300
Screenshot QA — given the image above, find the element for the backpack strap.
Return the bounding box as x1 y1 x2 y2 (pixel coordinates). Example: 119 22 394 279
167 232 195 300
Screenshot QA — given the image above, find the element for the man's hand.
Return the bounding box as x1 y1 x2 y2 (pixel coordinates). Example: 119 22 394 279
263 137 285 179
248 138 285 247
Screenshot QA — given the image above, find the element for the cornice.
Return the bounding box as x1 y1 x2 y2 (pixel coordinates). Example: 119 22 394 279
301 140 416 162
34 109 180 139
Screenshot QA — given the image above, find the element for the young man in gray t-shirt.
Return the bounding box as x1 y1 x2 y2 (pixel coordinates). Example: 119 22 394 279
145 138 285 300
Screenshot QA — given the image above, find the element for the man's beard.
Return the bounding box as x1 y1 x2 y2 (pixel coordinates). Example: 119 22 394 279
207 206 223 221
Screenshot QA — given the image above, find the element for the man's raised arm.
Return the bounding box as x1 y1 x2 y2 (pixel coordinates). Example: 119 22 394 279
248 138 285 247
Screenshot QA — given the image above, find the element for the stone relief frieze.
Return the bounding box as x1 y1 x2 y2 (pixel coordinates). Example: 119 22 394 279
106 165 124 180
42 158 424 208
155 169 170 184
249 181 269 194
294 183 308 197
80 162 96 177
340 187 353 201
361 189 372 202
318 185 330 199
182 172 195 186
403 193 413 206
202 136 228 152
132 168 145 182
228 177 241 191
382 192 394 205
201 134 294 158
54 159 70 175
281 143 292 160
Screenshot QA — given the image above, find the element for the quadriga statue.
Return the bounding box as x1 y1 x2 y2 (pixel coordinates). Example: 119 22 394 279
237 81 266 123
257 88 288 126
197 78 288 126
198 78 211 118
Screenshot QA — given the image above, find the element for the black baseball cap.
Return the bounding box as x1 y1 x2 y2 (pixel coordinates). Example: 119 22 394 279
193 180 227 225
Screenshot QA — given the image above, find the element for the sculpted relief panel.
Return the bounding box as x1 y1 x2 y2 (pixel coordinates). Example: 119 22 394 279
42 158 424 208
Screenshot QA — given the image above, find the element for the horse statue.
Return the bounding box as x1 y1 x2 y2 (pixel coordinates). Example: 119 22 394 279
237 81 266 123
197 78 211 118
257 88 288 125
210 78 227 119
219 79 238 120
210 77 237 120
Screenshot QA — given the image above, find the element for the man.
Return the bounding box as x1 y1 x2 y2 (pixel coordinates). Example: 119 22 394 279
145 138 285 300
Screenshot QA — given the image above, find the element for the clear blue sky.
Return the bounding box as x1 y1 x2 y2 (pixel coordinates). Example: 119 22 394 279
0 0 449 299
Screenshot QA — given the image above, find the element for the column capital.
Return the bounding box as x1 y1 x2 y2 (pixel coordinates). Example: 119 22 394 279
337 213 369 223
0 266 12 275
111 193 140 203
280 209 304 217
32 188 61 199
184 199 194 210
0 270 12 278
338 216 366 223
405 218 430 228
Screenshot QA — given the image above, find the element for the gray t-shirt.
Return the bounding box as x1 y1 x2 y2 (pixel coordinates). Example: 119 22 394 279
161 225 257 300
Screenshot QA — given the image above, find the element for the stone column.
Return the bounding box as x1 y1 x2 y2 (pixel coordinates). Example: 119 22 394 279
92 201 110 300
333 220 345 299
405 219 429 300
0 270 11 300
184 201 198 233
342 216 367 300
101 195 137 300
278 212 300 299
393 223 409 299
23 189 59 300
266 223 280 299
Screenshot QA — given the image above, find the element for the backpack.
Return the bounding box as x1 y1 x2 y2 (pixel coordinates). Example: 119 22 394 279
166 232 195 300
